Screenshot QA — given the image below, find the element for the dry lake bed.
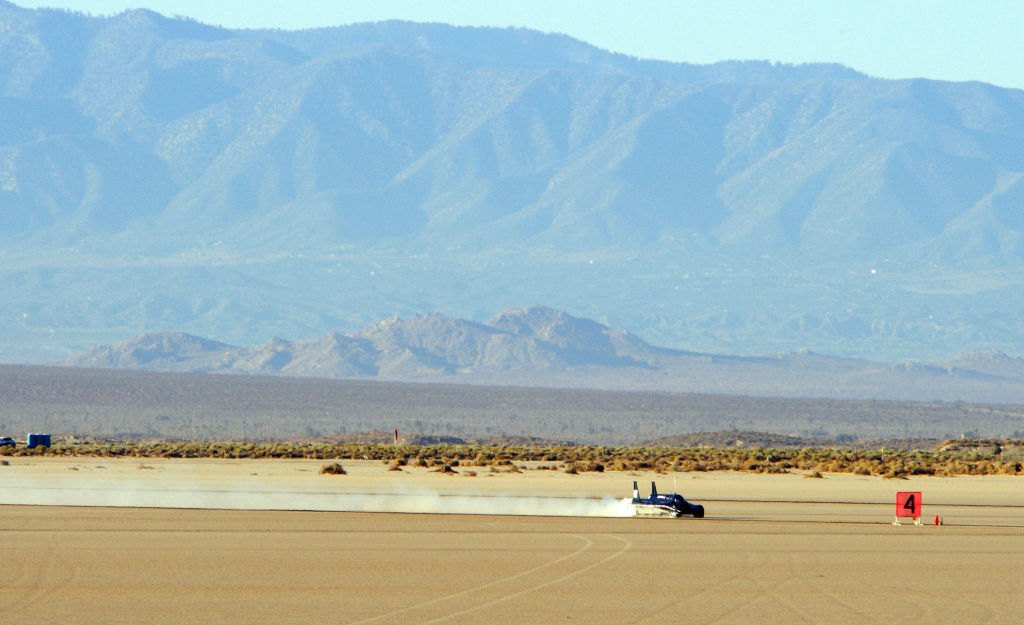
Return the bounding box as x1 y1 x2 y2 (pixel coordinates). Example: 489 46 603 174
2 457 1022 624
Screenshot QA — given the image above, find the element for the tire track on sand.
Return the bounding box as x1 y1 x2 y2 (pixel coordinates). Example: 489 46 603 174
2 535 81 606
418 534 632 625
705 551 807 625
344 534 596 625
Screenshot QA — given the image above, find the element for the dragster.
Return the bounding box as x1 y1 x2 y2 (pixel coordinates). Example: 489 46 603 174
631 481 704 518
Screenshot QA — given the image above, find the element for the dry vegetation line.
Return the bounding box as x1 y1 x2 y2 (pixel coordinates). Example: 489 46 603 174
343 534 631 625
11 438 1024 478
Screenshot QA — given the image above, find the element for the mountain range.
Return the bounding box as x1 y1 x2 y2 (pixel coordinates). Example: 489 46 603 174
65 306 1024 404
3 2 1024 366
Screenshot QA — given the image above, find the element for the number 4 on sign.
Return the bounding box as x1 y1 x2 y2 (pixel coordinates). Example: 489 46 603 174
894 491 922 525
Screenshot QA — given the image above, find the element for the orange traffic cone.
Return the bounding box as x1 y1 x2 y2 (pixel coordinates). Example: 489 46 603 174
934 515 942 525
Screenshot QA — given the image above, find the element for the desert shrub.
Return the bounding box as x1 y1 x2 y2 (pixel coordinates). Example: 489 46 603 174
823 460 844 473
563 464 578 474
852 462 873 476
319 462 346 475
999 462 1022 475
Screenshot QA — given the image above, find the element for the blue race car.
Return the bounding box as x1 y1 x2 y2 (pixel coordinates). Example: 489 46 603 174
630 481 704 518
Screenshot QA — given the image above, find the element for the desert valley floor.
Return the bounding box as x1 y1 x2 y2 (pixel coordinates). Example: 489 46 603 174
1 458 1022 624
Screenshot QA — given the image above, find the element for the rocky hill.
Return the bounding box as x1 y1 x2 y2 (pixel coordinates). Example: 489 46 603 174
65 306 1024 404
66 307 675 376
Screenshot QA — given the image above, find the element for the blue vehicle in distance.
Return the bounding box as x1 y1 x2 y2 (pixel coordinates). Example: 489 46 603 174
0 436 15 447
631 481 704 518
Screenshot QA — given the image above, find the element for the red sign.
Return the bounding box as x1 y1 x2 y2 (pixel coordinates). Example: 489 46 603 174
896 491 922 518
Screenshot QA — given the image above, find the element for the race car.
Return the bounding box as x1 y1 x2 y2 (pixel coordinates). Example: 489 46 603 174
630 481 704 518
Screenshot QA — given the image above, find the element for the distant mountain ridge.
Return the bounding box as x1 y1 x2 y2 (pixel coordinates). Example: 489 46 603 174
3 1 1022 255
66 306 662 376
66 306 1024 404
4 2 1024 365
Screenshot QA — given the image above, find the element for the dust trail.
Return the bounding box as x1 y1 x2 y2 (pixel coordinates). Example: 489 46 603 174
0 478 637 517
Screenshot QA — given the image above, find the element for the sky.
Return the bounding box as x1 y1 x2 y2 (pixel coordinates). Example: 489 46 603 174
12 0 1024 91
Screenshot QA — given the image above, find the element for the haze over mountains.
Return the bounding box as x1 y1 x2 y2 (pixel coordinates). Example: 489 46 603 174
3 2 1024 369
66 306 1024 404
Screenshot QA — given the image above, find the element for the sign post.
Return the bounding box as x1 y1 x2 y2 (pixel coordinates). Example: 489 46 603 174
894 491 923 526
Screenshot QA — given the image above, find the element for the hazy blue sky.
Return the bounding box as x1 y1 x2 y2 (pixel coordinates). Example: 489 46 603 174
14 0 1024 91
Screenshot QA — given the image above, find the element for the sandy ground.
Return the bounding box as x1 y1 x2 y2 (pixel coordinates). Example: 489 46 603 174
2 457 1023 624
